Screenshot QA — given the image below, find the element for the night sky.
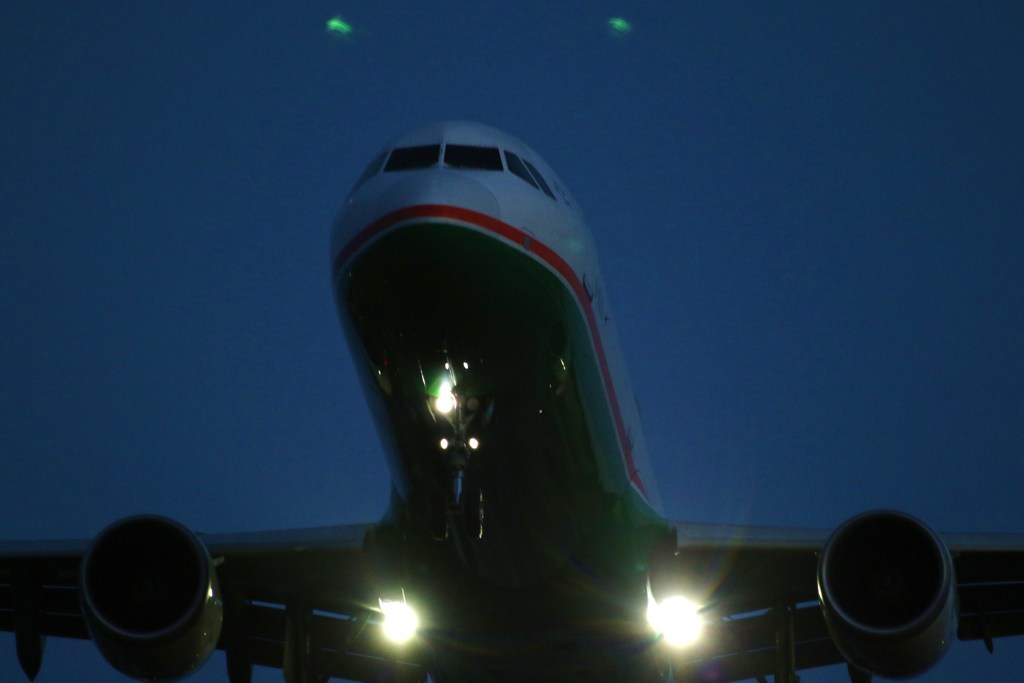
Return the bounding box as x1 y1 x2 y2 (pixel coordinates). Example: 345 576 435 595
2 3 1023 682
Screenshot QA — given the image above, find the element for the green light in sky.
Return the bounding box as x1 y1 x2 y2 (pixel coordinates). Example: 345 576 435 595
326 16 353 36
608 17 632 35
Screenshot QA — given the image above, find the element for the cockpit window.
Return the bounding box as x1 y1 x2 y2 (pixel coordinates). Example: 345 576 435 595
384 145 441 171
351 151 387 193
444 145 503 170
522 159 556 200
504 151 538 190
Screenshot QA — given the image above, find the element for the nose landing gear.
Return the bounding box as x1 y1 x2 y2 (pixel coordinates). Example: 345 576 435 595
428 354 489 544
442 437 483 542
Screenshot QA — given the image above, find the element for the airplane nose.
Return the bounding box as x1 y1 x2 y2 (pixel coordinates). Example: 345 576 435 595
373 171 502 222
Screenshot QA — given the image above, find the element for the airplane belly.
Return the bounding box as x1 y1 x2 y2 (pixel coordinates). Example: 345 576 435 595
336 222 626 587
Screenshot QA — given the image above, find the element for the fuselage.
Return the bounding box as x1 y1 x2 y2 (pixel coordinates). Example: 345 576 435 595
330 123 672 678
332 120 663 571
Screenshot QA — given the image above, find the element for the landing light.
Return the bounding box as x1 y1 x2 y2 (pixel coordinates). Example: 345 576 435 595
468 437 479 450
434 380 456 414
379 598 419 644
647 589 703 647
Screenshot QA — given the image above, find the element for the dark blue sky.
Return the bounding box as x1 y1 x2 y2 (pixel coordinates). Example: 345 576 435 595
2 3 1022 682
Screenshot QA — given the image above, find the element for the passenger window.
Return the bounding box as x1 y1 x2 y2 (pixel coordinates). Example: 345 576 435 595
351 151 387 192
384 145 441 171
523 159 556 200
444 145 503 170
504 151 538 189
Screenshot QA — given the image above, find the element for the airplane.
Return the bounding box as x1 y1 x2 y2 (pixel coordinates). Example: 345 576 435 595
2 120 1024 683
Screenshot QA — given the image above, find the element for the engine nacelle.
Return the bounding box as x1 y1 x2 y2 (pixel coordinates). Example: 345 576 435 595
80 515 223 681
817 510 957 679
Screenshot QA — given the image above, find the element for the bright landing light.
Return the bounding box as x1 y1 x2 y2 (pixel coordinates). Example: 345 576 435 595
647 594 703 647
379 598 419 643
434 380 456 414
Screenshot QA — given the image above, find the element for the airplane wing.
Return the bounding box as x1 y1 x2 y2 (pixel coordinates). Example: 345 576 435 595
0 522 429 683
659 519 1024 682
4 515 1024 683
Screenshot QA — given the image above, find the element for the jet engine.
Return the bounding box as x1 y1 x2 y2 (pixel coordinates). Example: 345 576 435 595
79 515 223 681
817 510 957 679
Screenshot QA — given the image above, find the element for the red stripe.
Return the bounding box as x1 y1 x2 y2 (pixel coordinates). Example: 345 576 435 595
333 205 648 499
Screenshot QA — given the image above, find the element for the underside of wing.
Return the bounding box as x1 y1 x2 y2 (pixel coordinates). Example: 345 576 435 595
659 515 1024 682
945 531 1024 647
653 520 833 682
0 517 428 683
5 512 1024 683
